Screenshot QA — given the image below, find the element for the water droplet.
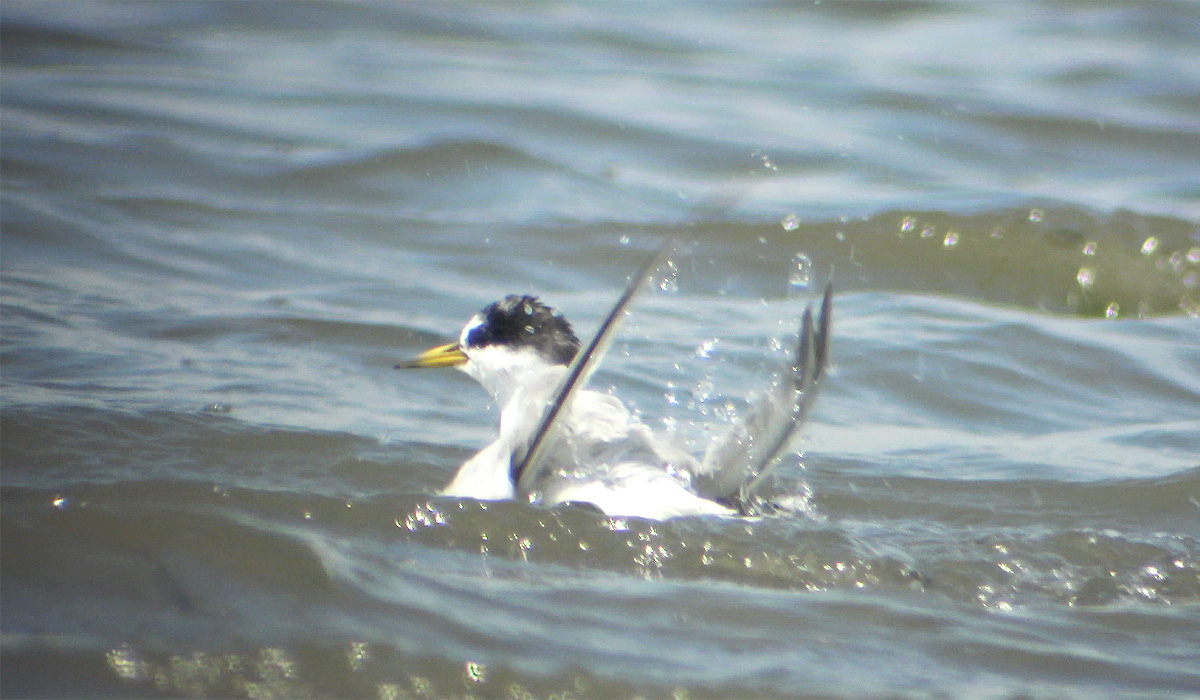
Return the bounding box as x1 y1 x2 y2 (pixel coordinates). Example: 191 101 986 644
694 338 718 358
52 495 69 510
618 234 631 246
348 642 370 671
106 646 145 681
943 230 959 247
1028 208 1044 223
1186 247 1200 264
789 252 813 289
1105 302 1120 318
1082 241 1097 256
780 214 800 231
920 225 936 238
1077 267 1096 289
463 661 486 684
658 260 679 293
899 216 917 234
1141 236 1159 255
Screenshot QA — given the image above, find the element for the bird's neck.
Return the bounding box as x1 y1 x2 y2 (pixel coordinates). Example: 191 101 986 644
462 346 567 408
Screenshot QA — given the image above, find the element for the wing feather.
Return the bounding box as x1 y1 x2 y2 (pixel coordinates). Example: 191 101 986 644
693 283 833 507
511 241 679 497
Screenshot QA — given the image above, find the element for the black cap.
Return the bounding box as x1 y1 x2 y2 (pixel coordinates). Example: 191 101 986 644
465 295 580 365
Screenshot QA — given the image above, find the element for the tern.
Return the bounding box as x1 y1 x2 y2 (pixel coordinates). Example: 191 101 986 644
399 243 832 520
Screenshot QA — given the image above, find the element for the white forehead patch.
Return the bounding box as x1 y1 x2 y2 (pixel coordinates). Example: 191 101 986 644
460 313 485 347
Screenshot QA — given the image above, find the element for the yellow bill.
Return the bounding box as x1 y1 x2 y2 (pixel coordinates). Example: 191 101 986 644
396 342 467 369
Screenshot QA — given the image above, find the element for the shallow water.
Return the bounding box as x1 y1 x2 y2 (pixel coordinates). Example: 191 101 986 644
3 2 1200 698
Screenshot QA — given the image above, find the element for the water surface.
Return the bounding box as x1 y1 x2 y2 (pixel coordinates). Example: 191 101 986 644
3 2 1199 698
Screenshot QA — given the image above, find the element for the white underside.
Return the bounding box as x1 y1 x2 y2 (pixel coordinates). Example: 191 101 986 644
441 362 733 519
538 463 732 519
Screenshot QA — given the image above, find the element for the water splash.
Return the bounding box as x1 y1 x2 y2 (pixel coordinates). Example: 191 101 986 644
789 252 813 290
658 259 679 293
664 382 679 406
752 149 779 172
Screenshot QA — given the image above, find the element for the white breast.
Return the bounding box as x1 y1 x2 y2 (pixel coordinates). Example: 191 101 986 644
442 380 731 518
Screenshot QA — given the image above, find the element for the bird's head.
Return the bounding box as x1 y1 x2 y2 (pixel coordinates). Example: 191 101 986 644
399 295 580 404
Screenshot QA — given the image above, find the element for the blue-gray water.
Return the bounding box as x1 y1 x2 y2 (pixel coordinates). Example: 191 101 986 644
3 2 1199 698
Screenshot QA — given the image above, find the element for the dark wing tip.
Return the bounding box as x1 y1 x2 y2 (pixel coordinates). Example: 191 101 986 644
794 282 832 387
794 306 815 391
814 282 832 381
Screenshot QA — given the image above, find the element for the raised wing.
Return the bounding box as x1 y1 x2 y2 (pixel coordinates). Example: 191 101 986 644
510 241 679 497
692 283 832 509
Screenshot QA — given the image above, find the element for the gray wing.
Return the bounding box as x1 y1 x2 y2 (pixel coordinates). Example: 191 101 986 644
511 241 679 498
691 283 832 507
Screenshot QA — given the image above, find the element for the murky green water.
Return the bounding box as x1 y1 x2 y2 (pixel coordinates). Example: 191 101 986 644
3 2 1199 698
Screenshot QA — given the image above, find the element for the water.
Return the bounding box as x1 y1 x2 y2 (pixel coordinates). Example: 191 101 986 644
3 2 1199 698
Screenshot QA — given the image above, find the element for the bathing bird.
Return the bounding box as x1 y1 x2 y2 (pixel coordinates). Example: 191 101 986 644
400 244 831 520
